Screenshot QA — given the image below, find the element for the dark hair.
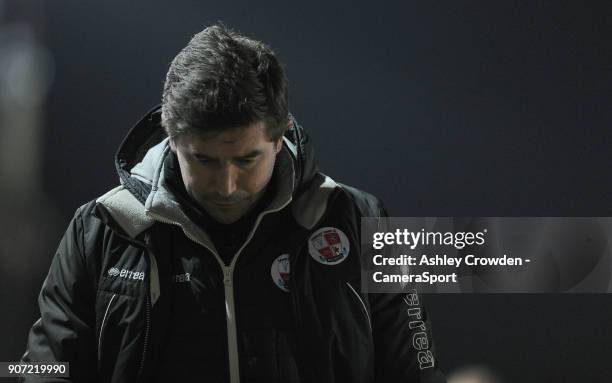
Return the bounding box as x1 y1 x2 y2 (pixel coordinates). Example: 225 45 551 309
161 24 289 141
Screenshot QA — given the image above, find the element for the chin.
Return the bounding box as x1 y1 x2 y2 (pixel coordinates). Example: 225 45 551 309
213 216 235 224
210 209 243 225
199 198 251 224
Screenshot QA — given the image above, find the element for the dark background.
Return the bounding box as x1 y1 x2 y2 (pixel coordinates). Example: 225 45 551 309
1 1 611 382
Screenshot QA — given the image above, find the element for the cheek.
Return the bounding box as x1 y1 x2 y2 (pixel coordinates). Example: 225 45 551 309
180 161 212 192
242 156 276 192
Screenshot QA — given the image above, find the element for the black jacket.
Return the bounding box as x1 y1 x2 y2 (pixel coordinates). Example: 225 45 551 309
21 107 446 383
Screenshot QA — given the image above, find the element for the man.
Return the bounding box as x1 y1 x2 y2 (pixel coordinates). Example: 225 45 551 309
21 24 446 383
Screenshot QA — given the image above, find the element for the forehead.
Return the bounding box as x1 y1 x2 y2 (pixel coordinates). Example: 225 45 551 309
175 121 272 155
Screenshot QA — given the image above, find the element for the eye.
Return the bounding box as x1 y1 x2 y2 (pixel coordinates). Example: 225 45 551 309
194 156 217 166
235 157 256 165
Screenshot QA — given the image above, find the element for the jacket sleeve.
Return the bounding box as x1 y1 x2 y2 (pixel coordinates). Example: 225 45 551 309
369 290 446 382
339 184 447 382
20 206 98 382
363 196 446 382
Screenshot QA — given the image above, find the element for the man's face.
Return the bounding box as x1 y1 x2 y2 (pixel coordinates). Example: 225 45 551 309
169 121 283 224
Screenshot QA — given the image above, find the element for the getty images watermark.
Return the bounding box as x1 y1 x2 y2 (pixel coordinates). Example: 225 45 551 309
361 217 612 293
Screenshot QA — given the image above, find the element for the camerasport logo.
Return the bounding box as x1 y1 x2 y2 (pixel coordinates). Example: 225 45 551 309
107 267 145 281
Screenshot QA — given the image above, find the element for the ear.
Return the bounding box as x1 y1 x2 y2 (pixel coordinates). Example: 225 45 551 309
273 119 292 154
274 136 284 154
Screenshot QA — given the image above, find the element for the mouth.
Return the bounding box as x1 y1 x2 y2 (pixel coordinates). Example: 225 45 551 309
212 201 240 208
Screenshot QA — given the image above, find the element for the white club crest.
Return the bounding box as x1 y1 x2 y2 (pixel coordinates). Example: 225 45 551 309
271 253 291 292
308 227 350 265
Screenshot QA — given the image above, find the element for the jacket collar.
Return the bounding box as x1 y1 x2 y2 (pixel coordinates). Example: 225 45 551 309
114 105 318 203
136 136 295 254
98 105 323 239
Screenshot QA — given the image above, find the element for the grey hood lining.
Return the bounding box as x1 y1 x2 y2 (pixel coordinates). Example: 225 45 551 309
129 137 169 186
143 140 297 252
95 186 154 238
97 133 339 238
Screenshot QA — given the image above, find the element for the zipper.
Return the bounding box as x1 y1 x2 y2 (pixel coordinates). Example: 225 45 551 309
136 282 151 383
147 197 291 383
223 198 292 383
135 234 157 383
98 294 117 363
346 282 372 333
222 267 238 381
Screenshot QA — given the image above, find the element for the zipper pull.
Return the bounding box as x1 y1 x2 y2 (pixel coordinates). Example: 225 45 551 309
223 268 232 286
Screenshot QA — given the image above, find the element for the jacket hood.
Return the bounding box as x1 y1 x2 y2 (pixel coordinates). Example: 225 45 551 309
96 106 341 306
115 105 319 205
98 105 336 246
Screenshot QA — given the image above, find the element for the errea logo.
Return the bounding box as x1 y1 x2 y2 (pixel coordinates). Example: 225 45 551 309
107 267 145 281
108 268 120 277
172 273 191 283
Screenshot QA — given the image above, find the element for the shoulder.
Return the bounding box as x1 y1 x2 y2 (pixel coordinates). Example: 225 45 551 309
68 186 148 238
291 173 388 229
64 185 153 262
93 185 155 238
335 182 387 219
66 187 152 278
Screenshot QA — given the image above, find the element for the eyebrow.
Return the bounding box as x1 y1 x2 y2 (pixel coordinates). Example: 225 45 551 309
192 149 263 160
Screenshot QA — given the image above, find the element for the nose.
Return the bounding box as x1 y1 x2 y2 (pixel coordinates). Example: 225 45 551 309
215 164 238 198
